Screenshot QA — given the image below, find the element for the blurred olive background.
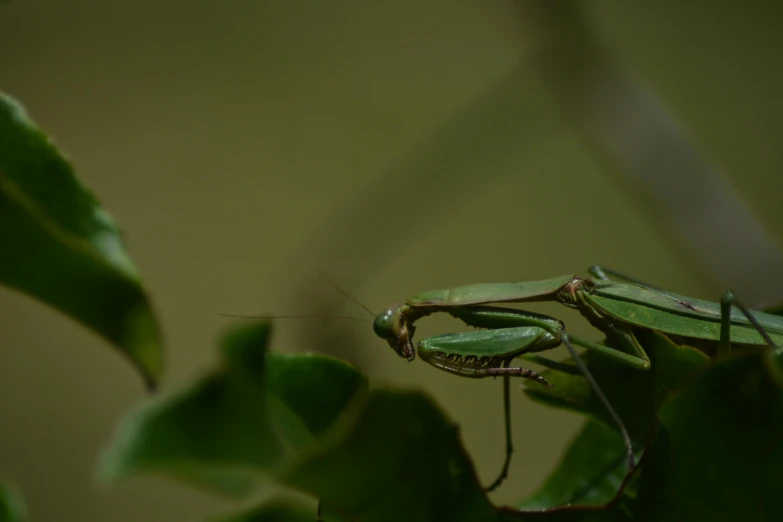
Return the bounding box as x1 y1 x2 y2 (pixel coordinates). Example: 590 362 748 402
2 1 783 521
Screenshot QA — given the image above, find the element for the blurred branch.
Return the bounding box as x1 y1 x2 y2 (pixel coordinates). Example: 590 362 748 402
519 0 783 304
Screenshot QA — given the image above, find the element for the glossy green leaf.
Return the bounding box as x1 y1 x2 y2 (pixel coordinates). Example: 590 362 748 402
207 499 315 522
633 350 783 522
0 92 162 389
516 420 634 510
98 321 368 498
0 482 26 522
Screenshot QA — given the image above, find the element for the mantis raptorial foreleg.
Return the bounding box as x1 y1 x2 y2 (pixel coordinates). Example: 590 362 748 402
411 306 636 491
413 318 553 492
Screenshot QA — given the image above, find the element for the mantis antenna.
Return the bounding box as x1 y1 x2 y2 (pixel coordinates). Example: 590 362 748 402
218 271 375 322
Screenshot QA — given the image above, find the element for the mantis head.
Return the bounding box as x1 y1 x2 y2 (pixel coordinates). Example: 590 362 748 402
373 305 416 361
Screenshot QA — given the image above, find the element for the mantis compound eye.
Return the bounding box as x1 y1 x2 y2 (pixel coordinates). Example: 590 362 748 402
372 308 396 342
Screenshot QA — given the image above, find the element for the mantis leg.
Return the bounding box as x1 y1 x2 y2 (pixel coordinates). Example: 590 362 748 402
417 310 636 486
560 330 636 472
484 361 553 492
720 291 779 357
519 353 586 375
569 323 651 370
485 371 512 493
552 321 647 474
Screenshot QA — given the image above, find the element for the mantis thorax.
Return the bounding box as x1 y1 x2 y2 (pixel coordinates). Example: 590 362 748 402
556 277 596 307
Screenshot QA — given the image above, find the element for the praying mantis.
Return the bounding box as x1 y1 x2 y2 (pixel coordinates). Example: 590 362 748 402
371 265 783 492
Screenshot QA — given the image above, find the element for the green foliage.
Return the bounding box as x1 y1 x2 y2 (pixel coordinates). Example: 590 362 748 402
207 500 315 522
98 322 368 498
100 321 500 521
515 420 628 510
0 93 162 390
98 322 783 522
4 88 783 521
0 482 26 522
635 349 783 521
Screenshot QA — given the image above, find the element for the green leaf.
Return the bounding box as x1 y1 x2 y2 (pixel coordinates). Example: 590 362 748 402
516 420 633 509
280 389 497 522
279 390 627 522
317 502 346 522
207 499 315 522
633 349 783 522
98 321 368 498
99 322 282 496
0 482 26 522
498 508 631 522
265 352 369 450
523 330 709 445
0 92 162 389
